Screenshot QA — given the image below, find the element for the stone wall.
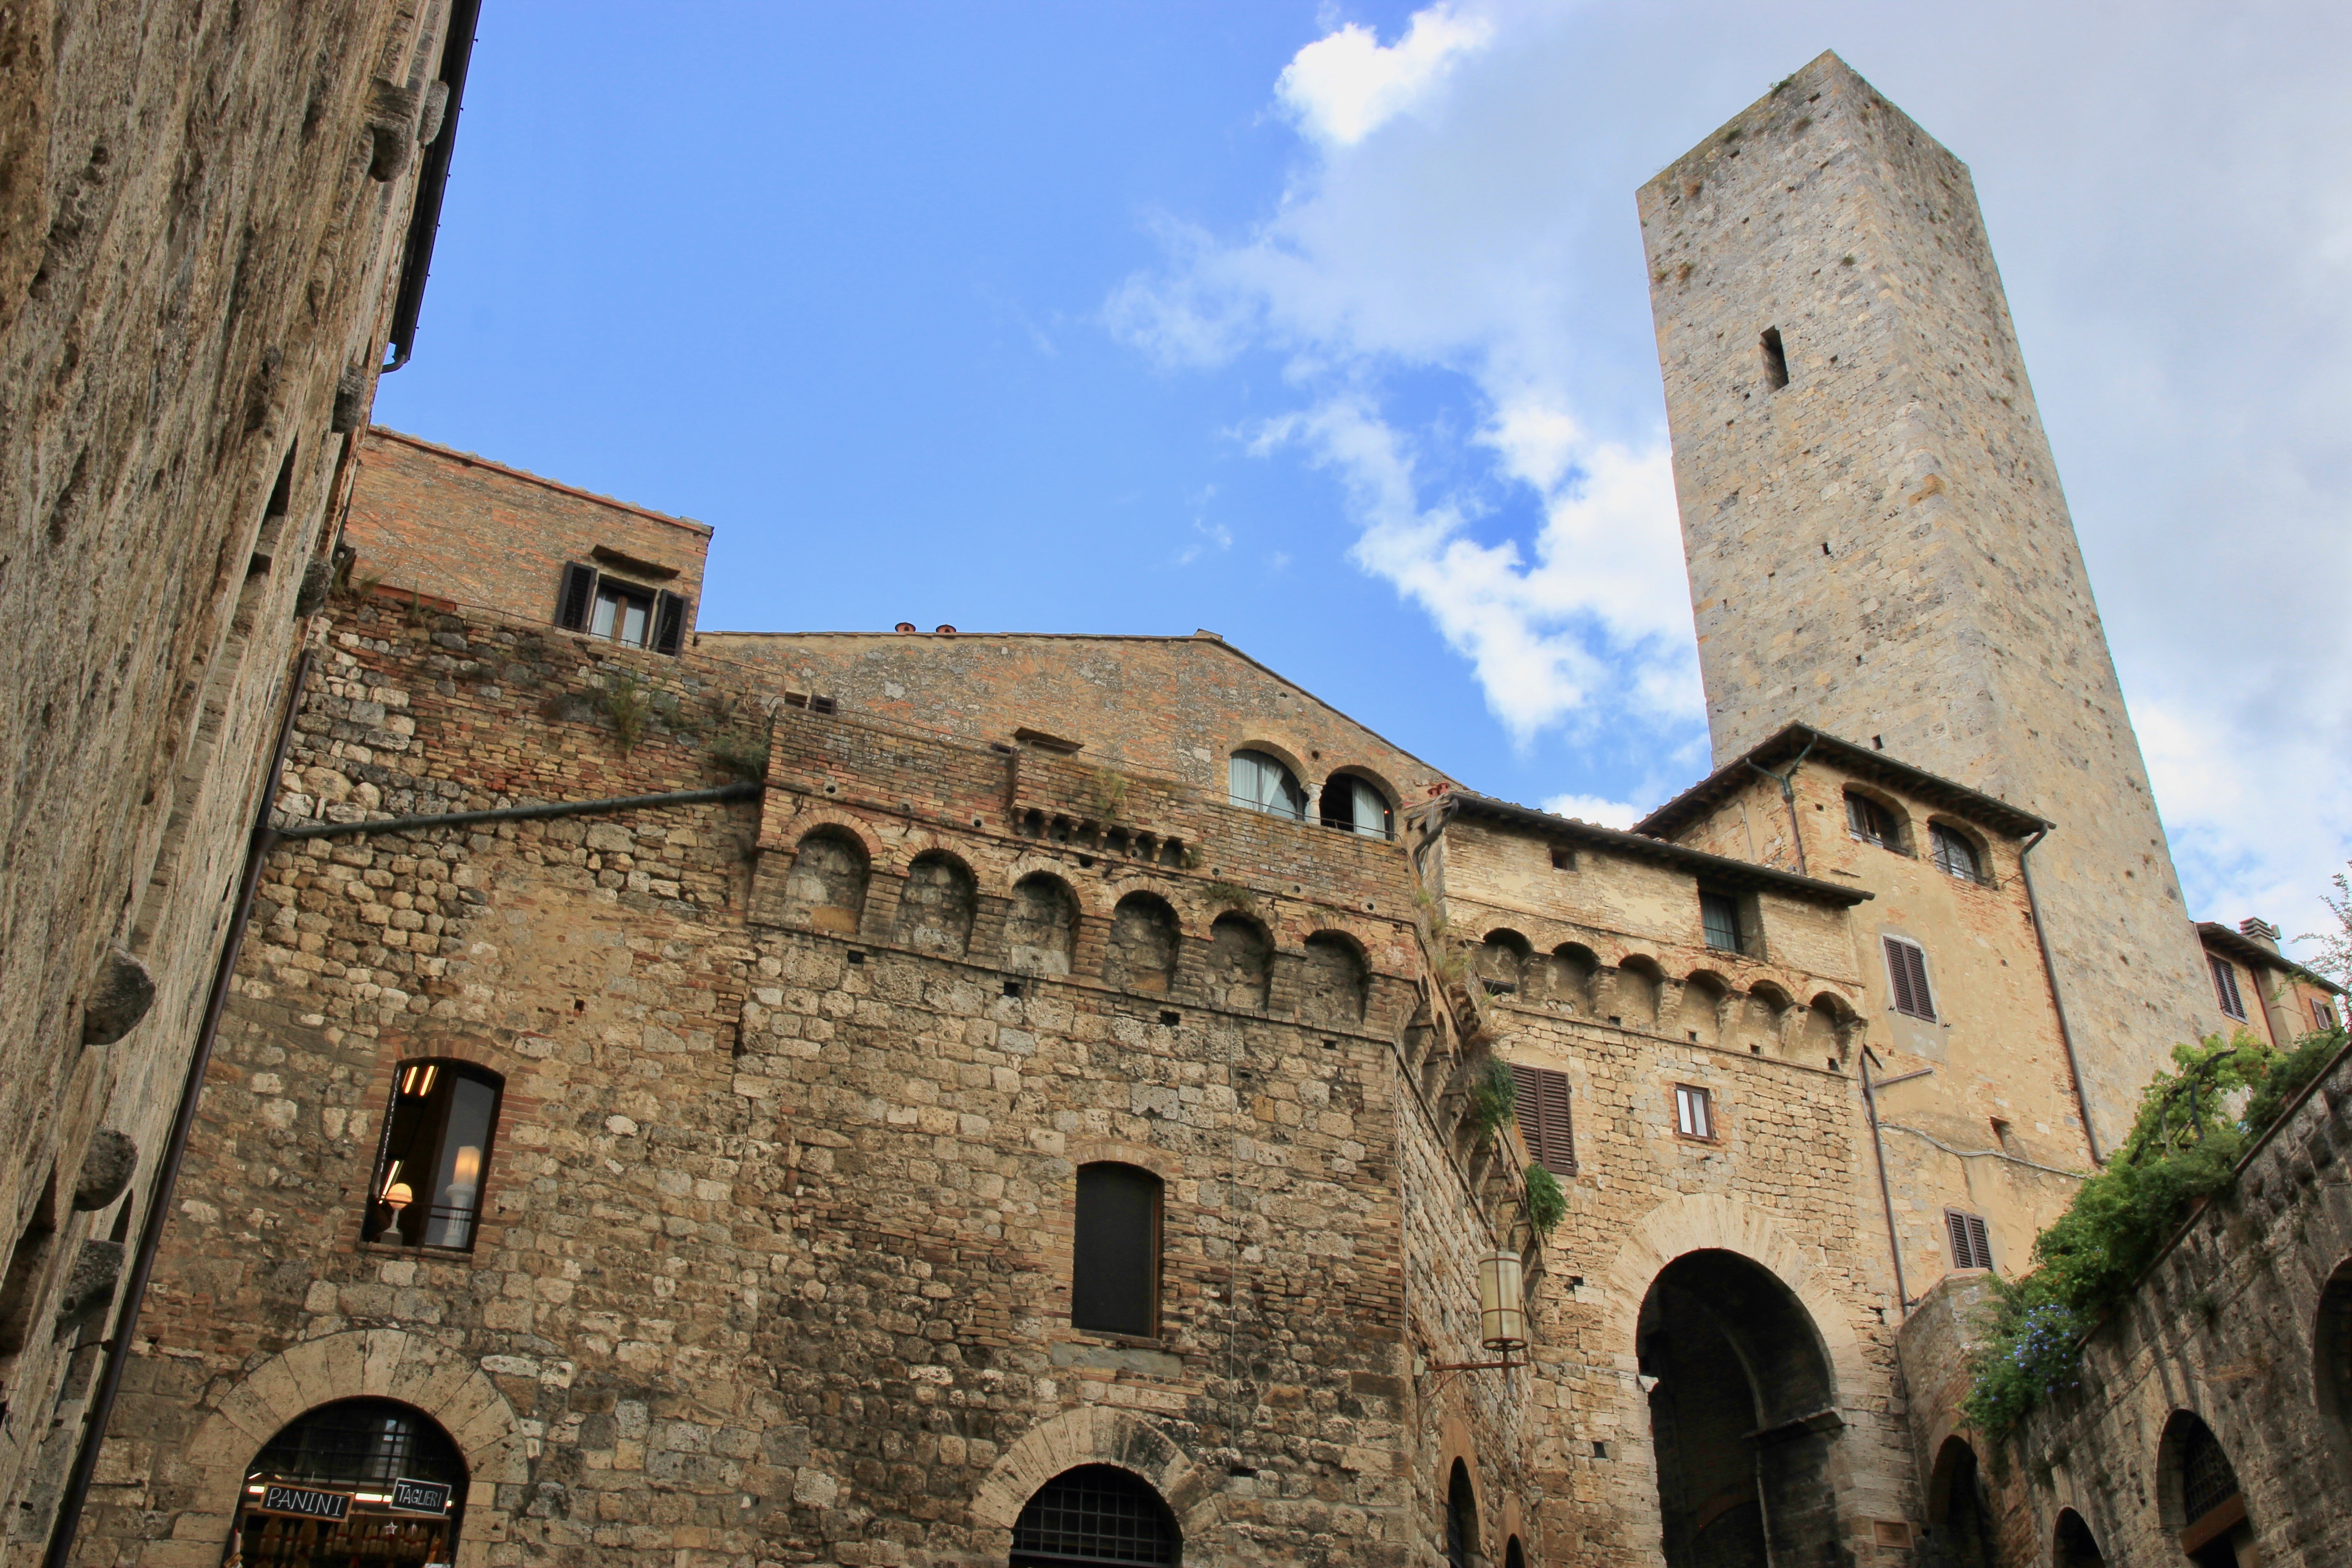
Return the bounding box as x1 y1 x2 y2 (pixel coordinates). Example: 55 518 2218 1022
1638 48 2212 1158
0 0 465 1541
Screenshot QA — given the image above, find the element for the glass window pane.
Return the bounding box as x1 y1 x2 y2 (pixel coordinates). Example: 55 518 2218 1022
1352 779 1390 839
590 590 618 639
619 597 649 647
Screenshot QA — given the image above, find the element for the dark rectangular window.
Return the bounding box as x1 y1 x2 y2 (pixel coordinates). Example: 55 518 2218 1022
1073 1162 1161 1337
1673 1084 1714 1141
1700 892 1743 953
368 1060 502 1251
1509 1064 1576 1176
2210 956 2245 1021
1885 936 1936 1021
1761 327 1788 389
1945 1208 1994 1271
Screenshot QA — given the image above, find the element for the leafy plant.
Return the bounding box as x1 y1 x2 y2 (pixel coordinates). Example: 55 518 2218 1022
594 671 657 755
329 553 383 604
1202 880 1254 911
1085 767 1129 823
1522 1164 1567 1238
706 728 770 782
1962 1030 2344 1441
1469 1055 1517 1141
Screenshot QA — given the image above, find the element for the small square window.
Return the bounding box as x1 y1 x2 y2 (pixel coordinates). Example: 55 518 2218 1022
1674 1084 1714 1141
1550 846 1576 871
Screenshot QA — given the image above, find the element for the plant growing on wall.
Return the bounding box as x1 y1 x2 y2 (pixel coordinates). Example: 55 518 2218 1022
1202 881 1255 911
1468 1055 1517 1143
593 670 670 756
1963 1028 2348 1442
1522 1164 1566 1237
1085 767 1129 823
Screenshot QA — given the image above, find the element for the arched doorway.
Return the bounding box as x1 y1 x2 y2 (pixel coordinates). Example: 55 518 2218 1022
1010 1464 1180 1567
2053 1508 2107 1568
229 1399 466 1566
1445 1459 1478 1568
2159 1411 2253 1568
1926 1436 1995 1568
1637 1249 1841 1568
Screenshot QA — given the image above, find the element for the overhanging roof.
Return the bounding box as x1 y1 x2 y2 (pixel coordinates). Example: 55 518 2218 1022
2197 922 2346 997
1440 790 1875 908
1632 724 2052 843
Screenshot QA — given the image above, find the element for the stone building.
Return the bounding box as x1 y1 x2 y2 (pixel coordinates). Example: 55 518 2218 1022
1 0 476 1553
26 39 2344 1568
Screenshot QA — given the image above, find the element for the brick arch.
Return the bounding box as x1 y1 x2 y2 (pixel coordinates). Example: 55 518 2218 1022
970 1406 1220 1545
1066 1138 1185 1181
169 1328 525 1568
1005 853 1110 918
888 827 990 879
769 804 887 861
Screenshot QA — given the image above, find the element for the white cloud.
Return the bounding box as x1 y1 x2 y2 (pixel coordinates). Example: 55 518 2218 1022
1542 793 1641 830
1275 5 1494 148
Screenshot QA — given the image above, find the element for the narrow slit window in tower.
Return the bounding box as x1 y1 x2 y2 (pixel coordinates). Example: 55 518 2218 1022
1761 327 1789 390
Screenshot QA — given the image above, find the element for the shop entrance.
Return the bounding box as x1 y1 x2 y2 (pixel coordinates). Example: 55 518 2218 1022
227 1398 466 1567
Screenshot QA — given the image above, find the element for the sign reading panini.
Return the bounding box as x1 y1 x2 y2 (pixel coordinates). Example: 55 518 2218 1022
256 1485 352 1521
391 1477 453 1514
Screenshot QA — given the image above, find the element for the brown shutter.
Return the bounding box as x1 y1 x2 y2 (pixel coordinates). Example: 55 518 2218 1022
1905 943 1936 1021
1946 1209 1993 1270
1886 938 1935 1021
652 590 688 655
555 561 598 630
1510 1065 1576 1176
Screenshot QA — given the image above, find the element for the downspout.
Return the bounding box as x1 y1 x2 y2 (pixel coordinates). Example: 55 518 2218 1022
44 649 313 1568
274 782 760 841
1744 731 1818 877
2018 827 2101 1164
1859 1048 1911 1318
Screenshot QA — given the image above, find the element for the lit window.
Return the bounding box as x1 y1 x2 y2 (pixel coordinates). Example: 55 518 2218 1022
1700 891 1743 953
1945 1208 1994 1271
1673 1084 1714 1141
368 1061 501 1250
1228 750 1307 821
1318 774 1394 840
1072 1163 1161 1337
1929 825 1981 883
1884 936 1937 1021
1846 792 1900 849
2210 956 2246 1022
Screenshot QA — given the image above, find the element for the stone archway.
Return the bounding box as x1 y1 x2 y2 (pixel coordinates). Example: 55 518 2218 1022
973 1407 1220 1553
167 1329 524 1568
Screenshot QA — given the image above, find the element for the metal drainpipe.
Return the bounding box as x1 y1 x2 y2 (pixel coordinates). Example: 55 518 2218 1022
1744 731 1818 877
2018 827 2102 1164
44 649 312 1568
1859 1048 1911 1318
274 781 760 841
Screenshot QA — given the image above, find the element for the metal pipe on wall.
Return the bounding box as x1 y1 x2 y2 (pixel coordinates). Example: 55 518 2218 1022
2018 827 2102 1164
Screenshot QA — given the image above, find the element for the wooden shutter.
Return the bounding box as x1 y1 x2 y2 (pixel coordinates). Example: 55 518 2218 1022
652 590 688 655
1886 937 1935 1021
1072 1163 1160 1337
1946 1209 1993 1271
1510 1064 1576 1176
555 561 598 631
2209 956 2245 1020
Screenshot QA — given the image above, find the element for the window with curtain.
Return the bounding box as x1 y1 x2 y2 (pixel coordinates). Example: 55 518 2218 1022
368 1061 502 1250
1229 750 1307 820
1318 774 1393 839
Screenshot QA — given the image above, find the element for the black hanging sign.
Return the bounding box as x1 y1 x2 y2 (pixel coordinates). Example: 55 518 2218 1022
391 1476 454 1514
255 1485 352 1520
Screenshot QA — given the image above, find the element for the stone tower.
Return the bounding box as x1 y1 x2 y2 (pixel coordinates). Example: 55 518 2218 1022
1637 51 2208 1150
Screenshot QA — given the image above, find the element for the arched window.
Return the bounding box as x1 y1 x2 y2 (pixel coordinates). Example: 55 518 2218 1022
1229 750 1307 820
2163 1411 2250 1568
1504 1537 1526 1568
1072 1163 1161 1338
1845 791 1902 851
783 827 869 936
1445 1459 1477 1568
235 1399 467 1568
1105 893 1180 995
368 1061 501 1250
892 851 975 956
1929 824 1982 883
1318 774 1394 840
1476 931 1530 995
1300 932 1368 1025
1927 1436 1996 1568
1006 873 1078 976
1011 1465 1179 1567
2053 1509 2107 1568
1207 912 1272 1011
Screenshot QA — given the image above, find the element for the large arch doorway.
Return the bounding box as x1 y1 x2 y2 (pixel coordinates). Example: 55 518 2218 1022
1926 1436 1996 1568
1010 1464 1181 1567
1637 1249 1841 1568
229 1398 466 1566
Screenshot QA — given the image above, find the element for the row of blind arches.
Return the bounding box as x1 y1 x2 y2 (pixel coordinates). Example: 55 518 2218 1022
783 829 1371 1020
1472 929 1858 1058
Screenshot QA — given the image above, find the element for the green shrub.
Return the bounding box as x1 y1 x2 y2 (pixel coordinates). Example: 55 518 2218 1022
1202 881 1255 911
1523 1164 1567 1237
1469 1056 1517 1141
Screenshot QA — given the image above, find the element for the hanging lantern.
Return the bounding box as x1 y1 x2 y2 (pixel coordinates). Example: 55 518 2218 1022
1478 1249 1526 1352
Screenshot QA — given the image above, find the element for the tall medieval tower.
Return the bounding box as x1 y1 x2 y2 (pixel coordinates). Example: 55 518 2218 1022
1638 51 2209 1150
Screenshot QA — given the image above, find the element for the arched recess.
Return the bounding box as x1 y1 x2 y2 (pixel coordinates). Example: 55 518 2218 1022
1105 892 1181 995
1006 872 1079 976
1638 1248 1841 1568
783 825 869 935
1445 1457 1479 1568
1476 930 1531 997
1802 992 1858 1067
1503 1536 1527 1568
972 1407 1220 1551
233 1398 468 1566
2158 1410 2254 1568
167 1329 523 1568
2053 1509 2108 1568
1299 931 1368 1025
1548 944 1598 1013
1926 1436 1996 1568
1206 912 1272 1011
1676 971 1732 1045
894 850 976 956
2316 1257 2352 1483
1011 1465 1180 1567
1615 956 1664 1029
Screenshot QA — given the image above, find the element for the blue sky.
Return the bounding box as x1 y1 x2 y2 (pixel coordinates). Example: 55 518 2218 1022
378 1 2352 959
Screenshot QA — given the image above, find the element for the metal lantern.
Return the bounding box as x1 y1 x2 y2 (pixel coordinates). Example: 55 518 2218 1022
1478 1249 1527 1352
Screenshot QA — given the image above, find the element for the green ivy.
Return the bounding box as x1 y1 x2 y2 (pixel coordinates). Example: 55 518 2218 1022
1962 1029 2345 1441
1523 1164 1567 1237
